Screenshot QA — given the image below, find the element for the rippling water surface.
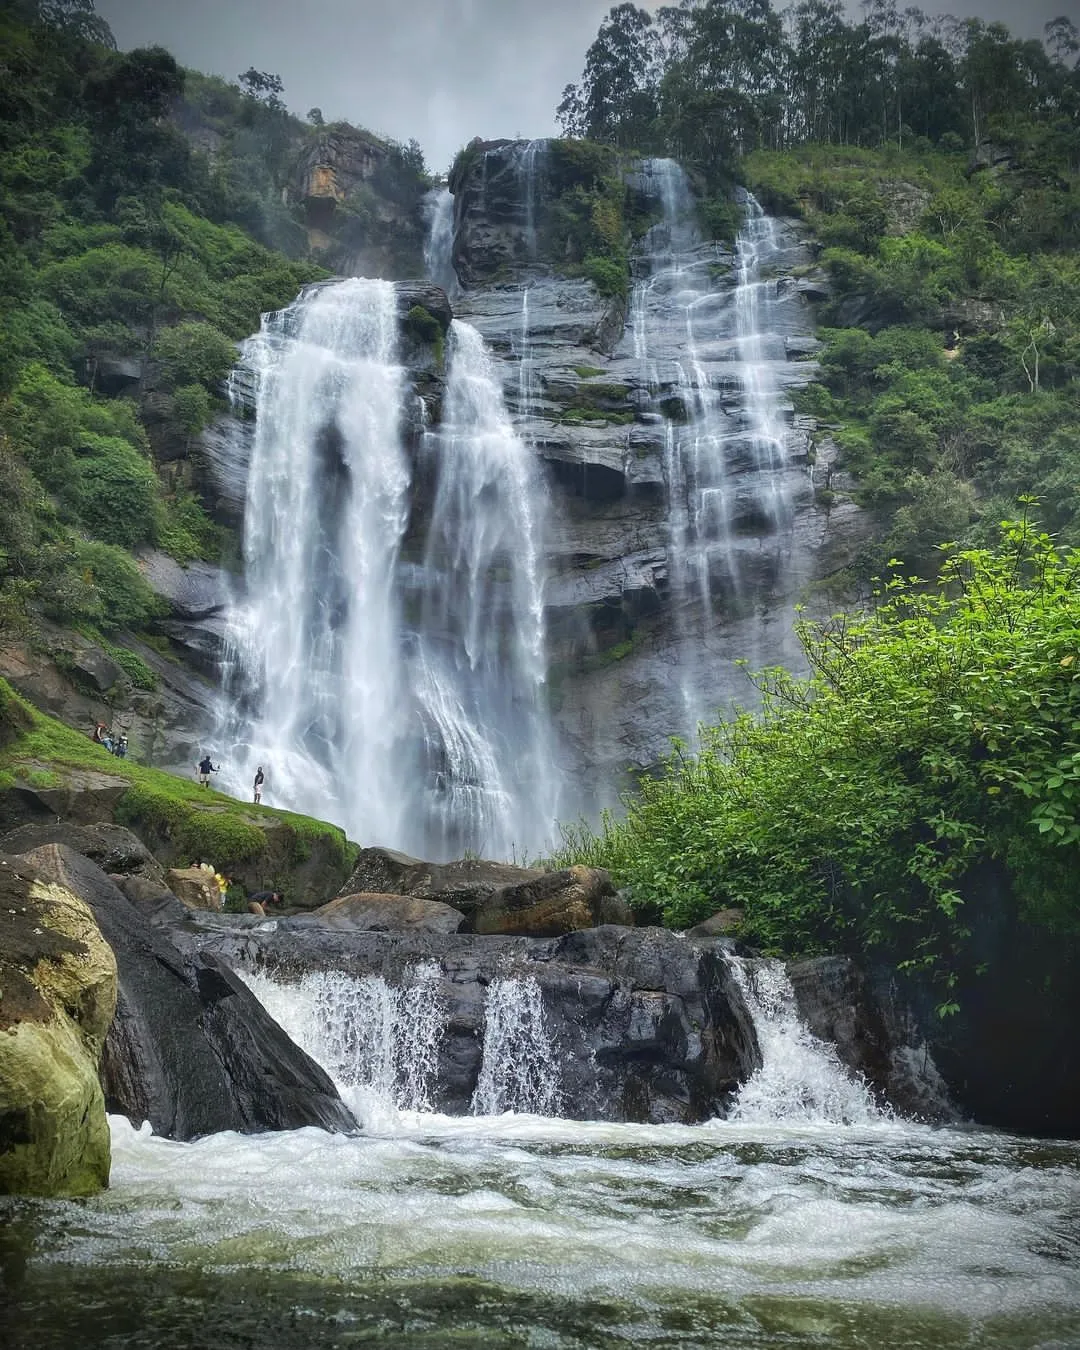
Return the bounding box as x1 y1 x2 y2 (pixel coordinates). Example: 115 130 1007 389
3 1108 1078 1349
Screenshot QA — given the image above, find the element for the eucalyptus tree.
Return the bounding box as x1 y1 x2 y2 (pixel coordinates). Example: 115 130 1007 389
556 4 660 148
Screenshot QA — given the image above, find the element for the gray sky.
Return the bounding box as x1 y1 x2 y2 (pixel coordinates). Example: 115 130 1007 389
97 0 1071 174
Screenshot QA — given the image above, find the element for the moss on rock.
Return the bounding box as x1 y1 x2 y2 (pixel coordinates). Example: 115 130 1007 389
0 866 117 1197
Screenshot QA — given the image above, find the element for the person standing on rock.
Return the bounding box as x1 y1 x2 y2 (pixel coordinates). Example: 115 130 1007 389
197 754 218 787
253 765 265 804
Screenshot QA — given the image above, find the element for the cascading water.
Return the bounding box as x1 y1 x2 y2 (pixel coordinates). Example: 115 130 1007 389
471 976 562 1116
221 281 557 859
241 964 445 1113
408 319 558 858
632 160 805 733
222 277 412 845
422 186 457 296
727 958 881 1125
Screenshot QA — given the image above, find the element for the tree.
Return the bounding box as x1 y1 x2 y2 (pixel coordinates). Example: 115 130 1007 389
238 68 285 111
576 4 660 147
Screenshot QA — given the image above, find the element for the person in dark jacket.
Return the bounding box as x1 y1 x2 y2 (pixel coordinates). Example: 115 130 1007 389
197 754 218 787
253 765 265 804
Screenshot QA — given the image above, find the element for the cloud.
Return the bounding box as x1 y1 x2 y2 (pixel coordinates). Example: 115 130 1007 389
96 0 615 172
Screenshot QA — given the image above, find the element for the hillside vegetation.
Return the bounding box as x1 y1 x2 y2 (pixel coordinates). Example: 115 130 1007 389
0 0 429 645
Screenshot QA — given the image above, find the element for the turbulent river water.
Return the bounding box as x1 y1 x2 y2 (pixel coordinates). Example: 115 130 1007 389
3 968 1079 1349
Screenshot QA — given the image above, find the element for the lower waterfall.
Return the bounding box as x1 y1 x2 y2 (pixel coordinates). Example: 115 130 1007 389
727 959 881 1125
240 964 446 1114
470 976 562 1116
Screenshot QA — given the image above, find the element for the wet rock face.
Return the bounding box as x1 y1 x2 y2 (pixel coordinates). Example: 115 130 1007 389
446 150 871 808
193 918 762 1125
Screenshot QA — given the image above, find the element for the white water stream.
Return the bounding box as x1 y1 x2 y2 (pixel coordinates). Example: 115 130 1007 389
6 958 1079 1347
220 282 557 859
632 160 805 734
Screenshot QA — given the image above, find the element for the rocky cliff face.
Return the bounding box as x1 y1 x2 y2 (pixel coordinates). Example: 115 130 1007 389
194 139 867 831
442 140 867 805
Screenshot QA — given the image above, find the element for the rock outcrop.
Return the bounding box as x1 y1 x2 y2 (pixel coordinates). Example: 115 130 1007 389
15 844 356 1141
0 854 117 1196
333 849 630 937
193 915 761 1123
444 141 871 810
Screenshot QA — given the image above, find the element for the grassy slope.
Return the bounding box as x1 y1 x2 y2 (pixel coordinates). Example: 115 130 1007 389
0 679 356 896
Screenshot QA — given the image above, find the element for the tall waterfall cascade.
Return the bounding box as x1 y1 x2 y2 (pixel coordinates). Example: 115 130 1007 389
632 159 810 735
220 278 558 859
727 958 882 1125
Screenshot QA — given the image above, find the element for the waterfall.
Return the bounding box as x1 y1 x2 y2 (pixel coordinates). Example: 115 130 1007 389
726 959 881 1125
472 976 562 1116
241 964 446 1112
221 277 412 847
423 187 457 296
221 282 557 860
632 160 804 734
409 320 557 859
517 139 545 263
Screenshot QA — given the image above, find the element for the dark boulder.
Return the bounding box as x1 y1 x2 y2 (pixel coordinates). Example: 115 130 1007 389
786 955 958 1123
15 844 356 1140
0 821 167 889
190 917 761 1124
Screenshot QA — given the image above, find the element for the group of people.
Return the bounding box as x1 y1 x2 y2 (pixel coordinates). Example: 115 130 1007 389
196 756 267 806
92 723 128 758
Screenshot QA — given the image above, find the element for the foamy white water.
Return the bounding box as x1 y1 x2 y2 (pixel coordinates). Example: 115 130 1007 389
219 282 557 860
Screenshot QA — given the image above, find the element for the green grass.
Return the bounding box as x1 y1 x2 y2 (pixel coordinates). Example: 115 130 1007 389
0 678 355 882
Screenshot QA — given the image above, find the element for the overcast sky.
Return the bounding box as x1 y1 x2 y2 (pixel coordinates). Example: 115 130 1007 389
97 0 1070 174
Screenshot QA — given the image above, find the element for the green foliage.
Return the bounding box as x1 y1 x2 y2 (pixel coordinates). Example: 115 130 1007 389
0 676 355 878
70 540 162 630
98 638 157 690
67 433 158 547
583 254 628 298
554 520 1080 988
152 320 236 389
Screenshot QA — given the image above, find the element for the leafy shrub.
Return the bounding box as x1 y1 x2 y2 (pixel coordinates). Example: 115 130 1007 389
67 433 157 548
554 520 1080 995
153 320 236 390
73 540 163 630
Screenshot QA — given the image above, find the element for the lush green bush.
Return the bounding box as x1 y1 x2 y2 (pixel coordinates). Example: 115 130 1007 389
554 520 1080 1001
153 320 236 389
72 540 163 630
67 433 158 548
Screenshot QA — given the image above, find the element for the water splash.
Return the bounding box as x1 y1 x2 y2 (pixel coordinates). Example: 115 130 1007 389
472 976 562 1116
241 963 445 1112
726 959 881 1125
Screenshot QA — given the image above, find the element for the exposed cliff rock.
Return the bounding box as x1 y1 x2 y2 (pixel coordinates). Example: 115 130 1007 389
446 143 870 803
289 124 427 277
0 854 117 1197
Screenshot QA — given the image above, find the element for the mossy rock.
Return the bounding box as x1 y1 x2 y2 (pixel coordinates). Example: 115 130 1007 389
0 680 357 908
0 865 117 1197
